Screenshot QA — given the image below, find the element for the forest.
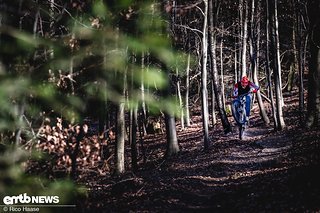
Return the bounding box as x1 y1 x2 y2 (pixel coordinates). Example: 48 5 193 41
0 0 319 212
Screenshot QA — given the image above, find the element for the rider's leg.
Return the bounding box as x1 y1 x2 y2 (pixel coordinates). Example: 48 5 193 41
245 95 251 121
232 99 240 120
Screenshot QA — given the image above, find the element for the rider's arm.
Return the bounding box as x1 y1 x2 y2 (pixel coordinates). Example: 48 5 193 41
249 82 259 93
233 83 239 97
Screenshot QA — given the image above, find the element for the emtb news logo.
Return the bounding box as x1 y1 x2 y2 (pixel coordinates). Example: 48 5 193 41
3 193 59 205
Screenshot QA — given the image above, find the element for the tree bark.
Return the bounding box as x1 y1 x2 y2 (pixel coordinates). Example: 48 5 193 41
115 65 126 175
161 0 180 157
140 51 148 135
208 0 231 134
165 112 180 156
266 0 278 128
297 0 305 120
129 53 138 171
185 51 191 127
220 25 226 109
130 104 138 171
176 67 185 130
306 0 320 127
241 0 248 77
269 0 286 130
211 81 217 127
201 0 210 149
250 0 270 125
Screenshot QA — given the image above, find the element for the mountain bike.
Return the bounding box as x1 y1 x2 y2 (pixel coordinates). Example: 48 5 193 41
231 92 251 140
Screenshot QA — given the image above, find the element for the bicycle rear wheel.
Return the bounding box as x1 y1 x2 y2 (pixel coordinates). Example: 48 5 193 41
239 125 245 140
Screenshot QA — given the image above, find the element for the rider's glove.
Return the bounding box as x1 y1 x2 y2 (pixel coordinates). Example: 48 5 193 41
250 88 257 93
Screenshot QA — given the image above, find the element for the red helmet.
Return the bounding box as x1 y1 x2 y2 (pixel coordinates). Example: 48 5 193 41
241 76 249 84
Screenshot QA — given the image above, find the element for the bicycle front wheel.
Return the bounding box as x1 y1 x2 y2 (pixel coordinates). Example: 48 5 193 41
239 125 245 140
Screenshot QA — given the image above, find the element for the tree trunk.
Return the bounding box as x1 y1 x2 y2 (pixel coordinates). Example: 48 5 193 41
176 67 185 130
211 81 217 127
161 1 179 157
269 0 285 130
185 51 191 127
238 0 243 78
138 108 146 164
297 0 305 119
274 0 284 108
141 51 148 135
234 45 238 82
286 0 298 92
266 0 278 128
201 0 210 149
115 66 126 175
130 104 138 171
306 0 320 127
241 0 248 77
208 0 231 134
220 26 226 109
129 53 138 171
165 112 180 156
250 0 270 125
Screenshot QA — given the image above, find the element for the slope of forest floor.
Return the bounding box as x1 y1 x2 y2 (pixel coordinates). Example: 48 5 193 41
75 92 320 212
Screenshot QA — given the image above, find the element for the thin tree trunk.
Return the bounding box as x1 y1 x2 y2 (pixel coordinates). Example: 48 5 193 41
115 97 125 175
266 0 278 128
201 0 210 149
297 0 305 119
211 81 217 126
129 53 138 171
176 67 185 130
274 0 284 108
234 15 239 82
239 0 244 76
287 6 297 92
49 0 55 59
141 51 148 135
130 104 138 171
269 0 285 130
208 0 231 134
220 26 226 109
241 0 248 77
185 51 191 127
250 0 270 125
234 47 238 82
115 62 126 175
138 108 146 164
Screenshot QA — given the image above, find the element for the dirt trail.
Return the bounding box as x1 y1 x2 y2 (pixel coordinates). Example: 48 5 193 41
77 109 320 212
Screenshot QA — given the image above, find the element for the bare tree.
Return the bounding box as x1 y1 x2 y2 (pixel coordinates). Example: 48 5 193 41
266 0 278 128
250 0 270 125
208 0 231 134
201 0 210 149
269 0 286 130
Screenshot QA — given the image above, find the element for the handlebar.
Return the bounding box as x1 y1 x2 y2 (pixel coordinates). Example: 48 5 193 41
232 92 252 99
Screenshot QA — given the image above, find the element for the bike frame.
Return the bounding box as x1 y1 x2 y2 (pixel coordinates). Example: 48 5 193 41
231 92 251 140
238 94 247 124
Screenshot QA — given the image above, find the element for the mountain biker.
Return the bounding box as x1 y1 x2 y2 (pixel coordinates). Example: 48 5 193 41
232 76 259 123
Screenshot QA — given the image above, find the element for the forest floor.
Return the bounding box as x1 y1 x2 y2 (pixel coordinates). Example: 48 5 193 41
76 91 320 212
